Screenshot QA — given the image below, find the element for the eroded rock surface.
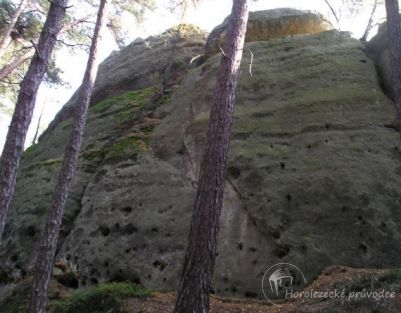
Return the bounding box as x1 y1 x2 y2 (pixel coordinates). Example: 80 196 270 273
366 23 394 100
205 8 333 57
1 11 401 301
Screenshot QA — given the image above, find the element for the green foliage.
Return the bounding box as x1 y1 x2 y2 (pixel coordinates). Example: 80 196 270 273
379 269 401 284
51 282 150 313
0 0 43 41
0 0 66 113
112 0 156 21
108 0 156 46
0 279 31 313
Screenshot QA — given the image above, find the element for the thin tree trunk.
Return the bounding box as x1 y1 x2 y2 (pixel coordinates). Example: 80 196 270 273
0 48 34 81
31 104 45 145
324 0 340 29
27 1 108 312
0 0 68 242
0 0 29 59
361 0 379 42
385 0 401 125
173 1 249 312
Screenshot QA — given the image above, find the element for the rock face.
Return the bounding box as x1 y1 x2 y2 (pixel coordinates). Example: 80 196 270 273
366 23 393 98
41 24 206 141
1 10 401 300
205 8 333 57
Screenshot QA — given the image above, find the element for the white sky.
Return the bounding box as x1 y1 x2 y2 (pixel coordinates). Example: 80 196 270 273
0 0 385 152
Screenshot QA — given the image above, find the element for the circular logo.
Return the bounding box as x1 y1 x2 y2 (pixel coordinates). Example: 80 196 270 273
262 263 307 307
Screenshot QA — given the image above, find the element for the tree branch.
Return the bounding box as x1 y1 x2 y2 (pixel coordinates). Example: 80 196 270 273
361 0 379 41
56 39 90 48
58 13 96 33
0 48 34 81
324 0 340 28
0 0 29 59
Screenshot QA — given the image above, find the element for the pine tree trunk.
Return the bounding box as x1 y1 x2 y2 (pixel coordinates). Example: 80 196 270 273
173 1 249 312
0 0 29 59
385 0 401 125
27 1 108 312
0 0 67 242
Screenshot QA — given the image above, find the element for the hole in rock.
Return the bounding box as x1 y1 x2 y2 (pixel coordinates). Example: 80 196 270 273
25 225 36 237
153 260 167 271
121 207 133 214
123 223 138 235
228 166 241 179
359 243 368 254
244 291 258 298
273 244 290 258
99 225 111 237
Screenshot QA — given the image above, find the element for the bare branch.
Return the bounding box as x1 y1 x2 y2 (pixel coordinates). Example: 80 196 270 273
0 79 21 85
361 0 379 41
32 104 45 145
0 0 29 59
247 47 253 77
56 39 90 48
324 0 340 28
0 48 34 80
218 44 227 57
190 54 202 64
59 12 96 33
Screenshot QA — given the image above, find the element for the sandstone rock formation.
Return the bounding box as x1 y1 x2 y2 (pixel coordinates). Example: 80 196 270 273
1 10 401 301
205 8 333 57
366 23 394 99
41 24 206 141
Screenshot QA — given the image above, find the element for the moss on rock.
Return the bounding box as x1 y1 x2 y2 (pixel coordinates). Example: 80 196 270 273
91 86 156 115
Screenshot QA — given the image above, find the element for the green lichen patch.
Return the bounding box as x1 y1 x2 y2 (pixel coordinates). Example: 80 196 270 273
61 119 73 130
161 23 204 39
105 136 149 160
23 144 39 158
80 142 105 162
104 117 159 161
22 158 62 178
51 282 149 313
91 87 156 116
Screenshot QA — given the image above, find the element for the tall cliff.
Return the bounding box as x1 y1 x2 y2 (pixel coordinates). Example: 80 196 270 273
1 9 401 300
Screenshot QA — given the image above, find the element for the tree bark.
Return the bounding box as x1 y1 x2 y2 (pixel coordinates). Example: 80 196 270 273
0 0 68 242
385 0 401 125
0 48 34 81
173 1 249 313
27 1 108 312
0 0 29 59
